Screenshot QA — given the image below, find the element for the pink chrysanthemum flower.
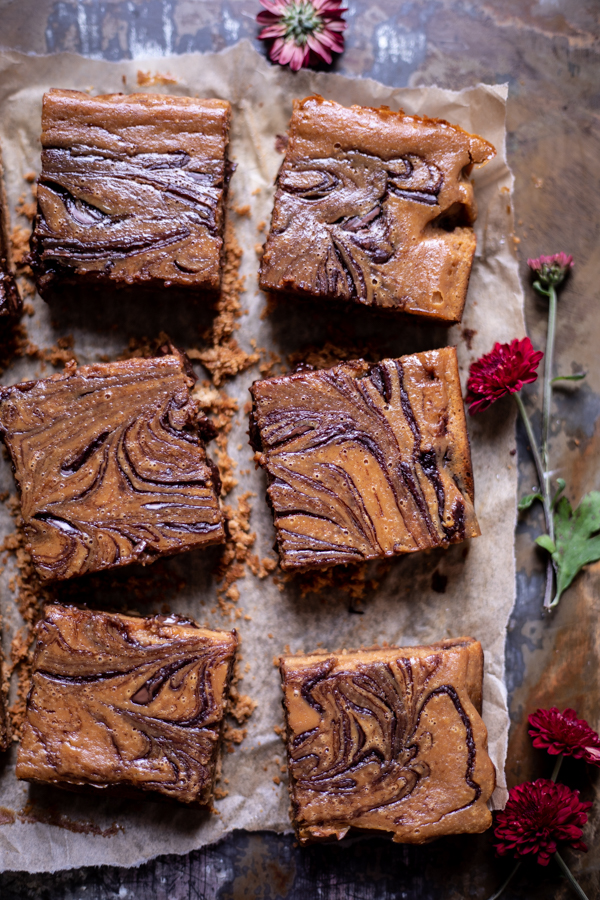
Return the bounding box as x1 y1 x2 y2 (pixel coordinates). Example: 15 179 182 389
528 252 573 289
494 779 592 866
257 0 347 72
528 707 600 765
465 336 544 414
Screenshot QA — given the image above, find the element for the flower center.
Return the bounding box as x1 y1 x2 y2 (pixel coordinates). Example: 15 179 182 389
282 1 323 44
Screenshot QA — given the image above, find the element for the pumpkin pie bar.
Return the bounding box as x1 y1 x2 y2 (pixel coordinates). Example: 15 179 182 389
17 606 238 805
30 90 232 298
259 96 495 323
279 637 495 843
0 349 225 581
249 346 480 571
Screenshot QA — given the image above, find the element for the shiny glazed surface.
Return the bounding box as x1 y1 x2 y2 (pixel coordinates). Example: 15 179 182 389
16 606 238 804
280 638 495 844
30 90 231 295
259 96 495 323
0 353 225 581
250 347 480 570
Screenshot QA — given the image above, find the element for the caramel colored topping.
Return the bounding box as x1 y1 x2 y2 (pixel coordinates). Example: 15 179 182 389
0 352 225 581
16 606 238 805
250 347 479 571
259 96 495 324
30 90 231 296
280 638 495 844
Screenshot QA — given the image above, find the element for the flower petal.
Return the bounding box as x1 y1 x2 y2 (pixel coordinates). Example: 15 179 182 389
258 23 287 38
306 33 333 62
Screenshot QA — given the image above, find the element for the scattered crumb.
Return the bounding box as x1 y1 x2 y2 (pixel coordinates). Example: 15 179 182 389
190 380 239 497
223 725 247 744
257 221 266 233
214 491 258 614
254 243 264 259
214 786 229 800
274 134 289 153
233 204 251 218
192 217 258 385
461 328 477 351
15 193 36 223
272 775 281 785
258 350 282 379
136 70 180 86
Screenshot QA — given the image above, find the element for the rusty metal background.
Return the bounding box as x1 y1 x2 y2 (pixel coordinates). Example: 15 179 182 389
0 0 598 896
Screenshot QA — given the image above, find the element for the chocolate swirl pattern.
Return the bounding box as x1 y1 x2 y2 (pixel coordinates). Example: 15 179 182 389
30 90 231 296
250 347 480 572
259 96 495 323
16 606 238 805
280 639 495 844
0 353 225 581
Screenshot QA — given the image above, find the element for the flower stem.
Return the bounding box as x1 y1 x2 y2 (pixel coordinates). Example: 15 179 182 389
555 851 590 900
514 393 547 517
542 284 558 485
551 754 563 782
485 860 521 900
514 392 555 606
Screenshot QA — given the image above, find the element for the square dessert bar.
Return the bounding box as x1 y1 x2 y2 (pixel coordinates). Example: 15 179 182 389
17 606 238 805
249 346 480 571
30 90 232 298
280 637 495 844
0 350 225 581
259 96 495 324
0 147 22 319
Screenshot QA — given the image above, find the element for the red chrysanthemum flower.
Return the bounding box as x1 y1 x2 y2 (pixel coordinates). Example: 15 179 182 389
528 252 573 288
529 707 600 765
495 779 592 866
257 0 347 72
465 336 544 414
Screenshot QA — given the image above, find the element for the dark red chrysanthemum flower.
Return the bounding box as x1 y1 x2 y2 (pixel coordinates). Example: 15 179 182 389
495 779 592 866
257 0 347 71
465 336 544 414
528 252 573 289
529 707 600 765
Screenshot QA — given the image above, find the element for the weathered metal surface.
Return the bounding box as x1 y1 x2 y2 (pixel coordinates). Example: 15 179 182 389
0 0 598 896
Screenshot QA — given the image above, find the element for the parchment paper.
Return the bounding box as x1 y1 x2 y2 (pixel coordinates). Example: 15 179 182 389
0 41 524 872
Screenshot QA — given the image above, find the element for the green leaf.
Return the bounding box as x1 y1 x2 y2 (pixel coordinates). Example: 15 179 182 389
518 492 543 511
536 534 556 553
552 373 586 383
549 492 600 606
